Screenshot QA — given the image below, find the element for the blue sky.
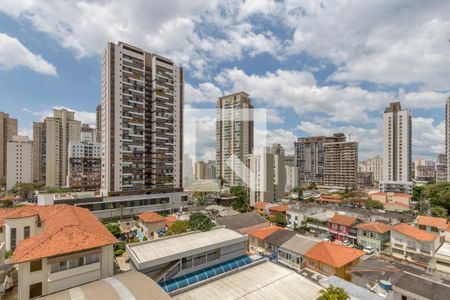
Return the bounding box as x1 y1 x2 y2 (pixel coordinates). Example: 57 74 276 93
0 0 448 161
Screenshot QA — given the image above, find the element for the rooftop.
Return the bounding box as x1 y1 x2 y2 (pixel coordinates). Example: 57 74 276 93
263 229 296 247
304 242 365 268
127 227 247 268
319 276 384 300
268 204 288 213
328 214 357 227
416 215 448 230
356 221 390 233
392 223 438 242
279 235 320 255
216 212 268 231
394 272 450 300
40 271 170 300
247 226 283 240
138 211 166 223
436 242 450 257
172 261 321 300
6 205 116 263
253 201 268 209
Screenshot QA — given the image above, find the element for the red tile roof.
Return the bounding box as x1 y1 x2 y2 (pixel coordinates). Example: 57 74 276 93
356 222 390 234
416 215 448 230
385 202 410 209
305 242 365 268
253 201 269 209
247 226 283 240
392 223 438 242
329 214 357 227
8 205 117 264
138 212 166 223
392 193 412 198
164 215 177 226
371 192 387 196
268 205 288 213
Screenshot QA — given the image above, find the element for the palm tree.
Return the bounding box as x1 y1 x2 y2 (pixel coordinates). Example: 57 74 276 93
318 286 350 300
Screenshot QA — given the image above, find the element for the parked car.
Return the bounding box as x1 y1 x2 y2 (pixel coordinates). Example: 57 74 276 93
342 240 351 246
323 235 335 242
355 244 365 250
363 246 374 255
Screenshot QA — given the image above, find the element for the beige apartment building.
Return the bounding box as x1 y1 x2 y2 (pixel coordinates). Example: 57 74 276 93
6 136 33 190
216 92 254 187
44 109 81 187
0 112 18 182
32 122 46 183
95 104 101 143
101 41 183 195
323 141 358 189
195 160 216 180
0 205 116 299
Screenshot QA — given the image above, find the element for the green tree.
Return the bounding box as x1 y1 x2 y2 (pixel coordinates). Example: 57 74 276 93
192 192 208 206
318 286 350 300
166 220 191 236
308 182 317 190
292 187 304 199
106 223 121 238
189 212 215 231
230 186 249 212
365 200 384 209
274 213 286 226
430 206 448 218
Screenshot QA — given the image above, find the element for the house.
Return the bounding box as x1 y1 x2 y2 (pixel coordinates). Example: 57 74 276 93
268 204 288 216
391 223 441 266
263 230 296 255
356 222 390 251
286 206 303 228
278 235 319 271
216 212 269 233
415 215 447 244
390 272 450 300
247 226 283 255
0 205 117 300
328 214 359 243
304 242 365 281
384 202 410 212
435 242 450 274
370 192 411 206
253 201 269 215
137 211 168 238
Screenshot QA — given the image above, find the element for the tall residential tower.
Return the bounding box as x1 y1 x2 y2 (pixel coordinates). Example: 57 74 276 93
380 102 412 194
0 112 17 182
101 42 183 195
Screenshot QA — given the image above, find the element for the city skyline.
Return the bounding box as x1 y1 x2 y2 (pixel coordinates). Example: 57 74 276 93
0 1 448 160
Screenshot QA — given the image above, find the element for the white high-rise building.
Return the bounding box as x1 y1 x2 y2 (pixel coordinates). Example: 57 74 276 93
370 155 383 184
247 146 285 205
284 155 298 192
6 135 33 190
216 92 253 187
380 102 412 194
101 42 183 195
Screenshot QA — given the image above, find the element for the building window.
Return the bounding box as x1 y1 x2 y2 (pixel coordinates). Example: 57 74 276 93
29 282 42 298
24 226 30 239
10 228 16 250
30 260 42 272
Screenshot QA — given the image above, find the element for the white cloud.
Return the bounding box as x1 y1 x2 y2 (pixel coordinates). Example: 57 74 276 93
0 33 57 76
412 117 444 159
185 82 222 104
21 106 96 127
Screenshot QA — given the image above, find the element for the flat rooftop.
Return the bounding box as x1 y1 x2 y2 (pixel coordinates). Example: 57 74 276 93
40 271 170 300
173 261 321 300
436 242 450 257
127 227 247 268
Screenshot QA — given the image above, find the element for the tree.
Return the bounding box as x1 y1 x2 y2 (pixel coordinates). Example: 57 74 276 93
189 212 214 231
230 186 249 212
318 286 350 300
192 192 208 206
106 223 121 238
430 206 448 218
412 185 424 202
166 220 191 236
292 187 304 199
308 182 317 190
365 200 384 210
274 213 286 226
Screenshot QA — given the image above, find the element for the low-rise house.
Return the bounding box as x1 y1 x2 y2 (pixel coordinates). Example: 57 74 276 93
370 192 411 206
247 226 283 255
138 211 168 238
263 230 296 256
415 215 448 244
356 222 390 251
434 242 450 274
278 235 319 270
268 204 288 217
216 212 269 233
0 205 117 300
328 214 359 243
391 223 441 266
304 242 365 281
286 206 302 228
390 272 450 300
384 202 410 212
253 201 269 215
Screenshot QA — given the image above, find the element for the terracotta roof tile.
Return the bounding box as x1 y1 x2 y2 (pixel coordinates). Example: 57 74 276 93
393 193 412 198
392 223 438 242
138 212 166 223
356 222 390 233
253 201 268 209
164 215 177 226
416 216 448 230
304 242 365 268
268 205 288 213
10 205 117 264
247 226 283 240
329 214 357 227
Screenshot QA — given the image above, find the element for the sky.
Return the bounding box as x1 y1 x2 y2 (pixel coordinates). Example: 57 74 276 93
0 0 449 161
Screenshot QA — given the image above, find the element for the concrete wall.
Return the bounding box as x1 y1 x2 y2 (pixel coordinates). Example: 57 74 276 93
4 216 37 251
